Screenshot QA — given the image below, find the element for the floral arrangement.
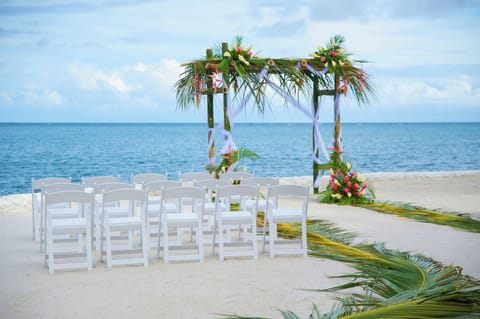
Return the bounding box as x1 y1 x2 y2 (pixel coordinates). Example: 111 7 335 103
310 34 370 97
216 36 264 80
215 147 259 178
310 34 353 74
223 44 254 66
319 147 374 205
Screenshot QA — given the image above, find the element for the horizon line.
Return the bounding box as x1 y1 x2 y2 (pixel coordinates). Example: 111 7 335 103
0 121 479 125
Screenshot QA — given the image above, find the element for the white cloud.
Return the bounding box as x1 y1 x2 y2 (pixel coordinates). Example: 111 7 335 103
18 87 64 107
377 74 480 106
68 62 132 93
69 59 182 98
0 92 13 105
43 89 63 105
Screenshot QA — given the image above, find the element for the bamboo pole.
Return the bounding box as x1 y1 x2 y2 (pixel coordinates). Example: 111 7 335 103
206 48 215 173
312 77 320 194
221 42 231 137
333 74 341 165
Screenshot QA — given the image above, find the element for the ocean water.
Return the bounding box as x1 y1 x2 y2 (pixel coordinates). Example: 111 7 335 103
0 122 479 196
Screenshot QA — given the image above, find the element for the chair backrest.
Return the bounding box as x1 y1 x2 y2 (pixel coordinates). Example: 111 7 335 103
193 179 229 200
193 179 230 190
32 177 71 192
268 184 309 197
218 172 255 183
143 180 182 192
102 189 147 204
160 186 205 214
266 185 309 214
215 184 259 209
130 173 168 185
42 182 85 195
178 172 212 185
44 190 94 207
93 182 134 194
82 176 120 187
243 177 279 188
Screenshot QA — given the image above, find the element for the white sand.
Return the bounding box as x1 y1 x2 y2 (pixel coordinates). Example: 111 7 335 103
0 171 479 319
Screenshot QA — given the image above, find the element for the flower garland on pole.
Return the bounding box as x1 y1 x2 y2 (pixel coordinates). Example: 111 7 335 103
311 35 375 204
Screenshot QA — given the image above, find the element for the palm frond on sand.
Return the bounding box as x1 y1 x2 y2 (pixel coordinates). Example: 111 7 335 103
355 202 480 233
218 220 480 318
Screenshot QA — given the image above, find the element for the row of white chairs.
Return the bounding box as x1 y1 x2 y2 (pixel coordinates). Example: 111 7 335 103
32 173 309 274
31 172 256 242
32 173 255 245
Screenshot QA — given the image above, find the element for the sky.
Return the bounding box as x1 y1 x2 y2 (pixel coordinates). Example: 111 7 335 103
0 0 479 123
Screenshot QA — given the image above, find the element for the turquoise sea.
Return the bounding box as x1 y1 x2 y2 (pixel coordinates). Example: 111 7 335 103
0 122 479 196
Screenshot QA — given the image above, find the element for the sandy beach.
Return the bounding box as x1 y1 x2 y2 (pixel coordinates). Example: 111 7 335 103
1 171 479 319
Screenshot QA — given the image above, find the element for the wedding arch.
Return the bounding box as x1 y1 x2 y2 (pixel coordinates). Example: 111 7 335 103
175 35 373 193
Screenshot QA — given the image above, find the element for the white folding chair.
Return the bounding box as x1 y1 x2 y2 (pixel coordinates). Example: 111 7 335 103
100 189 149 269
130 173 168 189
157 186 205 263
44 190 94 274
178 172 212 186
31 177 70 241
82 176 120 192
144 180 182 247
263 185 309 257
92 182 135 251
242 177 280 239
193 179 230 231
213 184 259 261
40 182 85 252
218 171 255 184
242 177 279 213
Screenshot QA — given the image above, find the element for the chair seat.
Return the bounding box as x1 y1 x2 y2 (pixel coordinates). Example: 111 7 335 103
148 195 161 204
244 198 272 211
51 218 87 229
201 202 226 215
165 213 198 223
49 207 79 218
105 207 130 215
271 208 302 222
107 217 143 227
148 203 177 216
220 211 252 224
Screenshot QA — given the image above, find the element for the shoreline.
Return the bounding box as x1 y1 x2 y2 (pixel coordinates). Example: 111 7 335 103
1 170 479 318
1 169 479 199
2 170 480 218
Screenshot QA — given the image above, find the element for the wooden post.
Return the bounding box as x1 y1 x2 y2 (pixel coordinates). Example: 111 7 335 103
333 74 341 165
312 77 320 194
221 42 231 138
206 48 215 173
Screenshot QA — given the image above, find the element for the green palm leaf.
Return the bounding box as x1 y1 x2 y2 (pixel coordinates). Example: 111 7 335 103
220 220 480 319
356 202 480 233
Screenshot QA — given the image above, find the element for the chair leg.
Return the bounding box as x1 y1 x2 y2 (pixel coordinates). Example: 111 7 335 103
128 230 134 249
269 220 275 258
156 220 162 258
218 220 224 261
95 213 100 251
302 219 307 257
142 222 149 268
262 217 267 254
86 226 93 271
197 221 204 263
40 213 44 252
99 223 105 263
106 225 112 269
252 219 258 260
163 221 169 263
48 227 54 274
212 221 217 256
